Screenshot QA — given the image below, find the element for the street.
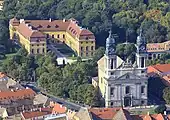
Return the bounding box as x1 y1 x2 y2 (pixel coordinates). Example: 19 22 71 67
23 82 83 111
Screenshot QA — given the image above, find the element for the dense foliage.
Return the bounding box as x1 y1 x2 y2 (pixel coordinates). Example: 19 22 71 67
3 0 170 46
163 87 170 104
1 47 105 106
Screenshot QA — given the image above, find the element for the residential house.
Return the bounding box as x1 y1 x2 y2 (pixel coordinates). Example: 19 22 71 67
0 107 8 119
21 107 52 120
73 107 167 120
0 88 36 115
146 40 170 60
0 72 24 91
33 94 51 108
9 18 96 57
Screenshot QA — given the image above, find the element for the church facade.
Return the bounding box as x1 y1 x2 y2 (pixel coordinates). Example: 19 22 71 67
98 30 148 107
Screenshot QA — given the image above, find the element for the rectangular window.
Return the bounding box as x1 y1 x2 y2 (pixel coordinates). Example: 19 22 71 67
52 35 54 38
81 47 83 51
111 59 114 69
111 102 113 106
37 44 39 46
141 86 145 94
86 52 88 56
37 49 39 54
63 34 65 39
42 48 45 53
91 46 94 50
57 34 60 38
31 49 34 54
110 88 114 96
141 57 144 68
86 46 88 51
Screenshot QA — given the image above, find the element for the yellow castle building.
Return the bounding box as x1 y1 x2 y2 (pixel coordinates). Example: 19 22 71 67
9 18 95 57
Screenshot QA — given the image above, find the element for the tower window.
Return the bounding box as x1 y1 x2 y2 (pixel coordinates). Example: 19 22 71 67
111 59 114 69
57 34 60 38
110 87 114 96
141 57 144 68
125 86 130 94
141 86 145 94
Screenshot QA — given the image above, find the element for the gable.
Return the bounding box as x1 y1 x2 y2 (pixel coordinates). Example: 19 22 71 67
116 72 141 80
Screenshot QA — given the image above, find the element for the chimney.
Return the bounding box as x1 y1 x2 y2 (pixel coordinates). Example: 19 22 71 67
26 87 29 89
11 89 14 92
16 87 18 90
147 111 150 115
164 111 167 115
20 19 25 23
49 18 52 22
31 109 33 111
63 18 66 22
28 26 32 30
39 108 42 112
60 105 63 108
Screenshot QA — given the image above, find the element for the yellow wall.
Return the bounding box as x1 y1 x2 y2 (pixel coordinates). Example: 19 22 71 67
98 68 105 96
10 23 95 57
43 31 95 57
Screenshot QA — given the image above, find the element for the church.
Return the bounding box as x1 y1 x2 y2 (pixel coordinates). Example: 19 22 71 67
97 30 148 107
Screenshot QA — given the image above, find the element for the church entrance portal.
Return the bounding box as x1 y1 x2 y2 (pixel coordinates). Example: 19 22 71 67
124 97 131 107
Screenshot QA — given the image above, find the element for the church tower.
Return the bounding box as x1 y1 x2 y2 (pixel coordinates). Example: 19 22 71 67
136 29 147 68
105 30 117 76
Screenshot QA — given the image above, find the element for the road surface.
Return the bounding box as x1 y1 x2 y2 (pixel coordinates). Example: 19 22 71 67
23 82 83 111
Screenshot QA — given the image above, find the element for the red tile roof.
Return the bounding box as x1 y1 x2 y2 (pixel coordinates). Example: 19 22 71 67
10 18 95 40
17 22 46 41
89 107 121 119
52 103 67 114
21 107 52 119
0 88 36 101
131 113 165 120
151 64 170 73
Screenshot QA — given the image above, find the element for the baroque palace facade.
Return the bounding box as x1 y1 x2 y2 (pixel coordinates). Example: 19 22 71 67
9 18 95 57
98 30 148 107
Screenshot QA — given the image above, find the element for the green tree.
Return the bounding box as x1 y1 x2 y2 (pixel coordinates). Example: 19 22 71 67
163 87 170 104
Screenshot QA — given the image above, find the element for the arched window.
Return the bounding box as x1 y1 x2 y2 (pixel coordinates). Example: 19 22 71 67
37 49 39 54
125 86 130 94
86 46 88 51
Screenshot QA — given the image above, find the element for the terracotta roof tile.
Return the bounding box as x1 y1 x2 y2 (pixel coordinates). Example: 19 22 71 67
0 88 36 101
52 103 67 114
131 113 165 120
21 107 52 119
17 22 46 41
152 64 170 73
89 107 120 119
10 18 95 40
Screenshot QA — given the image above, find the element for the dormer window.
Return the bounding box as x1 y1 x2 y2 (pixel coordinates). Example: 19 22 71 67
47 25 51 28
55 25 59 28
38 25 42 28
